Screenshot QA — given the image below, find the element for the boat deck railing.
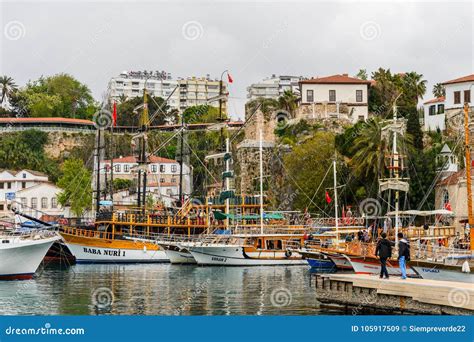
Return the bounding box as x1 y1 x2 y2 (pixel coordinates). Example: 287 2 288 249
0 227 58 241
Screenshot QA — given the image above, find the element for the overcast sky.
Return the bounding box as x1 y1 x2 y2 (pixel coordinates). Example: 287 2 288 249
1 0 472 119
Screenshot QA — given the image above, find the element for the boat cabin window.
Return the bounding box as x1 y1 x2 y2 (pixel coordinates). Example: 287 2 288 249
266 240 283 250
256 238 263 249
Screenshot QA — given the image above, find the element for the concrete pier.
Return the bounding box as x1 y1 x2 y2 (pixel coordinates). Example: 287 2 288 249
313 274 474 315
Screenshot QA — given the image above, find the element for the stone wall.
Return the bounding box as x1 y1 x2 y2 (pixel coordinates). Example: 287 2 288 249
44 132 93 159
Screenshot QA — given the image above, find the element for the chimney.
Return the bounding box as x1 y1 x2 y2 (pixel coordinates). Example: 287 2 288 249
342 73 348 77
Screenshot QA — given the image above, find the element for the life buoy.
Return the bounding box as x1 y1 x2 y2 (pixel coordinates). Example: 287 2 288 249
285 250 292 258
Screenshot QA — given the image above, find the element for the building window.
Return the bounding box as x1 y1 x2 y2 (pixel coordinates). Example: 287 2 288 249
22 173 26 179
437 104 445 114
429 105 436 116
114 165 121 173
306 90 314 103
22 182 26 189
442 190 449 207
160 165 165 173
464 90 471 104
151 165 157 173
41 197 48 209
160 178 165 183
0 204 4 211
171 178 176 183
171 165 177 173
356 90 363 102
329 90 336 102
51 197 57 209
20 198 26 208
31 197 37 209
7 182 11 189
124 165 130 173
0 183 3 189
454 91 461 104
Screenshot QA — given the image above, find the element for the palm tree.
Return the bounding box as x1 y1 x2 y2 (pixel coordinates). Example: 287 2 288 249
350 118 388 182
403 72 427 103
278 90 299 116
0 76 18 105
432 83 445 98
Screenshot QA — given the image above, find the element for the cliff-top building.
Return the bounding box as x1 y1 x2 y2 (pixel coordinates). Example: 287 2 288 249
298 74 371 124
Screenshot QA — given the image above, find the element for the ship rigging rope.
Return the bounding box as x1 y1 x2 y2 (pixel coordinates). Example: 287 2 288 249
183 139 220 185
308 162 332 207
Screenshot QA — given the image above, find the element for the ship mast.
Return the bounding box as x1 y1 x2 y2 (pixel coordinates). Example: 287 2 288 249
259 129 264 234
135 82 150 211
463 102 474 250
333 156 339 245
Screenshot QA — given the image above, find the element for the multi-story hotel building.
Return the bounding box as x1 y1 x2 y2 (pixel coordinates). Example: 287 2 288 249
247 75 303 101
107 71 227 113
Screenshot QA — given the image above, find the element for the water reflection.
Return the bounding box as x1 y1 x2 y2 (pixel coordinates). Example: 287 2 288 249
0 264 328 315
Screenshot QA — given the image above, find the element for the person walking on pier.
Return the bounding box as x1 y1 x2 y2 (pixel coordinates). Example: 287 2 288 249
397 232 410 279
375 232 393 279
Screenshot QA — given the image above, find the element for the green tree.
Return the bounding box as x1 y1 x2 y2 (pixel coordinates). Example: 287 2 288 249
0 75 18 105
283 131 336 212
116 95 178 126
278 90 298 116
113 178 133 191
356 69 368 80
57 158 92 216
406 106 424 150
13 74 97 119
183 105 220 123
432 83 446 98
350 118 387 182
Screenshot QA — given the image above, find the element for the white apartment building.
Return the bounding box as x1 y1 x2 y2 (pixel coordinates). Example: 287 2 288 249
0 169 64 219
423 96 445 131
107 71 227 114
100 155 192 205
443 74 473 127
298 74 370 123
247 75 303 101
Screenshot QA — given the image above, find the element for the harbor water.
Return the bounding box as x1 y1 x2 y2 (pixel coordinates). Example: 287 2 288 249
0 264 339 315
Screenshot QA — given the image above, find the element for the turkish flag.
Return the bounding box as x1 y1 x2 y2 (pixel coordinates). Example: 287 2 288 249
227 73 233 83
112 101 117 127
444 202 452 211
325 190 332 204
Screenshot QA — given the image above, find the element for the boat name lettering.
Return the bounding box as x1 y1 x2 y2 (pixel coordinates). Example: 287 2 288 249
421 268 440 273
83 247 125 257
211 257 227 262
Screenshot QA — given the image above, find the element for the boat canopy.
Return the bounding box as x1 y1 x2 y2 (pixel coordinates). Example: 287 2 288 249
213 211 284 220
386 209 454 217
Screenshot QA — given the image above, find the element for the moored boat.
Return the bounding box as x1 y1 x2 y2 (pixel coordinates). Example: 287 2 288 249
0 229 60 280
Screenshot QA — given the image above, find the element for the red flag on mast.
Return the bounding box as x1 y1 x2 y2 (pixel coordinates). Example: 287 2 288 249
227 73 233 83
325 190 332 204
112 101 117 127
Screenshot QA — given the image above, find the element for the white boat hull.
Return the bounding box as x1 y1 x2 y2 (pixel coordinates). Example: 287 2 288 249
188 245 307 266
65 243 169 263
164 248 196 264
347 256 418 277
0 235 59 280
411 265 474 283
322 253 353 270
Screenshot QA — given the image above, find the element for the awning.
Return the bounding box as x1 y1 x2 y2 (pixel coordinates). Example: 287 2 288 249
386 209 455 217
212 211 284 220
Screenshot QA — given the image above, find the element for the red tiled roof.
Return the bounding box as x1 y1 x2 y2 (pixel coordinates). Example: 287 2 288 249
437 170 465 186
300 74 371 85
0 117 95 125
437 163 474 186
424 96 445 105
148 182 178 187
442 74 474 85
103 155 176 164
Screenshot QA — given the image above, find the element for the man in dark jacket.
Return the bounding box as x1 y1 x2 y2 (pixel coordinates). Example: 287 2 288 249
397 232 410 279
375 232 393 279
